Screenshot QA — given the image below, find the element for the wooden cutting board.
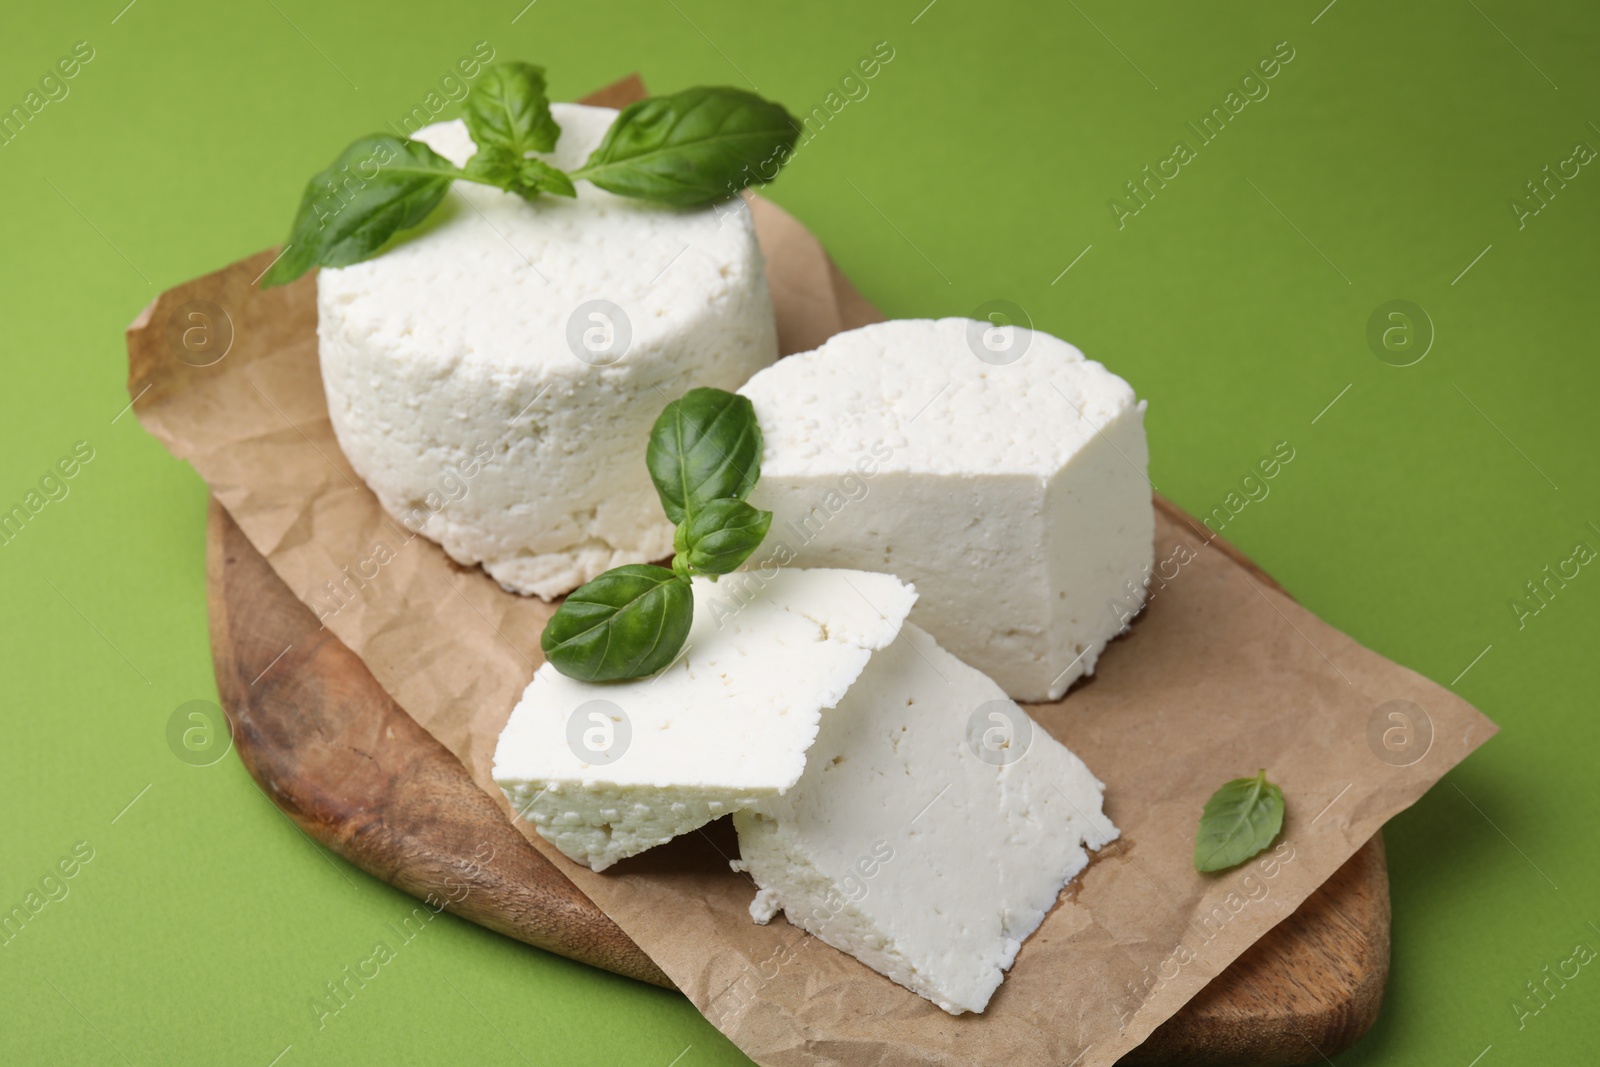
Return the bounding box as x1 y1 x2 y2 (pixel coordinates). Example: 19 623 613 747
200 73 1389 1067
207 493 1387 1066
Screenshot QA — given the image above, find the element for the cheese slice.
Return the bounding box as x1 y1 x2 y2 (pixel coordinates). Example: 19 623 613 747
731 623 1117 1015
493 569 917 870
740 318 1153 701
318 104 779 599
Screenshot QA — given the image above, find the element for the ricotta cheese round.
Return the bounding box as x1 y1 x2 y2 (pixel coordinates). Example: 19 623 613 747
317 104 779 598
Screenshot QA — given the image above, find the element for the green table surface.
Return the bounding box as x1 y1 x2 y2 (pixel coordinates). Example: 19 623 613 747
3 1 1596 1063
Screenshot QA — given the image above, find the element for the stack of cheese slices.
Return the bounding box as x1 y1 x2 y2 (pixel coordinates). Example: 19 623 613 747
496 570 1120 1014
319 106 1153 1015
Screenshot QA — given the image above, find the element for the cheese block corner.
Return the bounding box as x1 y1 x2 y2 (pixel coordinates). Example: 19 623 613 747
740 318 1153 701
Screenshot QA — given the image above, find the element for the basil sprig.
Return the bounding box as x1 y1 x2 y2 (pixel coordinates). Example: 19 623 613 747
464 62 561 158
541 388 771 682
461 61 574 201
263 64 797 287
260 135 461 287
1193 770 1286 872
674 498 772 577
570 86 798 207
646 387 764 524
538 564 694 682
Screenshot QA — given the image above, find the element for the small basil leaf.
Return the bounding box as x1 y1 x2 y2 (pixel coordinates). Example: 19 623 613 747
646 388 763 525
261 135 461 287
541 564 693 682
464 61 560 156
464 144 576 200
571 86 799 206
1193 770 1285 873
675 498 772 576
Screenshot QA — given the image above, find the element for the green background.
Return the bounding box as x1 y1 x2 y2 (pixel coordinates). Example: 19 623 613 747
2 0 1595 1063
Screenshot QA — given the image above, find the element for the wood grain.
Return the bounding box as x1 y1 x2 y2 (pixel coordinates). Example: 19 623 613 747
1127 832 1389 1066
198 73 1388 1066
207 499 670 989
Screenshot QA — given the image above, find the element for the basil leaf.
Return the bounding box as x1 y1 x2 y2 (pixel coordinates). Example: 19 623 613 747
571 86 799 206
1193 770 1285 873
464 143 576 200
675 498 772 576
261 135 461 287
464 61 560 157
541 564 693 682
646 388 763 525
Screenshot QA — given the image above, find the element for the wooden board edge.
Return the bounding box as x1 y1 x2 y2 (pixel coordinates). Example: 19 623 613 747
206 497 673 988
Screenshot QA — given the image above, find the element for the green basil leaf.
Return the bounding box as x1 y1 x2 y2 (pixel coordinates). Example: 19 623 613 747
464 61 560 156
541 564 693 682
1193 770 1285 873
646 388 763 525
675 498 772 576
571 86 799 206
464 143 576 200
261 134 461 287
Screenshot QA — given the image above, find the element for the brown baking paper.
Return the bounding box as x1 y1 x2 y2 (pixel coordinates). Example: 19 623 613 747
128 185 1494 1066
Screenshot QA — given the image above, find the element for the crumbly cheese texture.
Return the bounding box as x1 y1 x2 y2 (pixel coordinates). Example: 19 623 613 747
740 318 1153 701
732 623 1117 1014
318 105 779 599
493 569 916 870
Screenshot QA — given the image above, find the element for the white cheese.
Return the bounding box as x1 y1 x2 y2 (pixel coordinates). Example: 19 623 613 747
493 569 916 870
731 623 1117 1014
318 105 779 599
739 318 1153 701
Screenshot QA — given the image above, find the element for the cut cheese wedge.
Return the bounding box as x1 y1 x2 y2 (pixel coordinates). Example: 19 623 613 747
740 318 1153 701
493 569 917 870
732 623 1117 1015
